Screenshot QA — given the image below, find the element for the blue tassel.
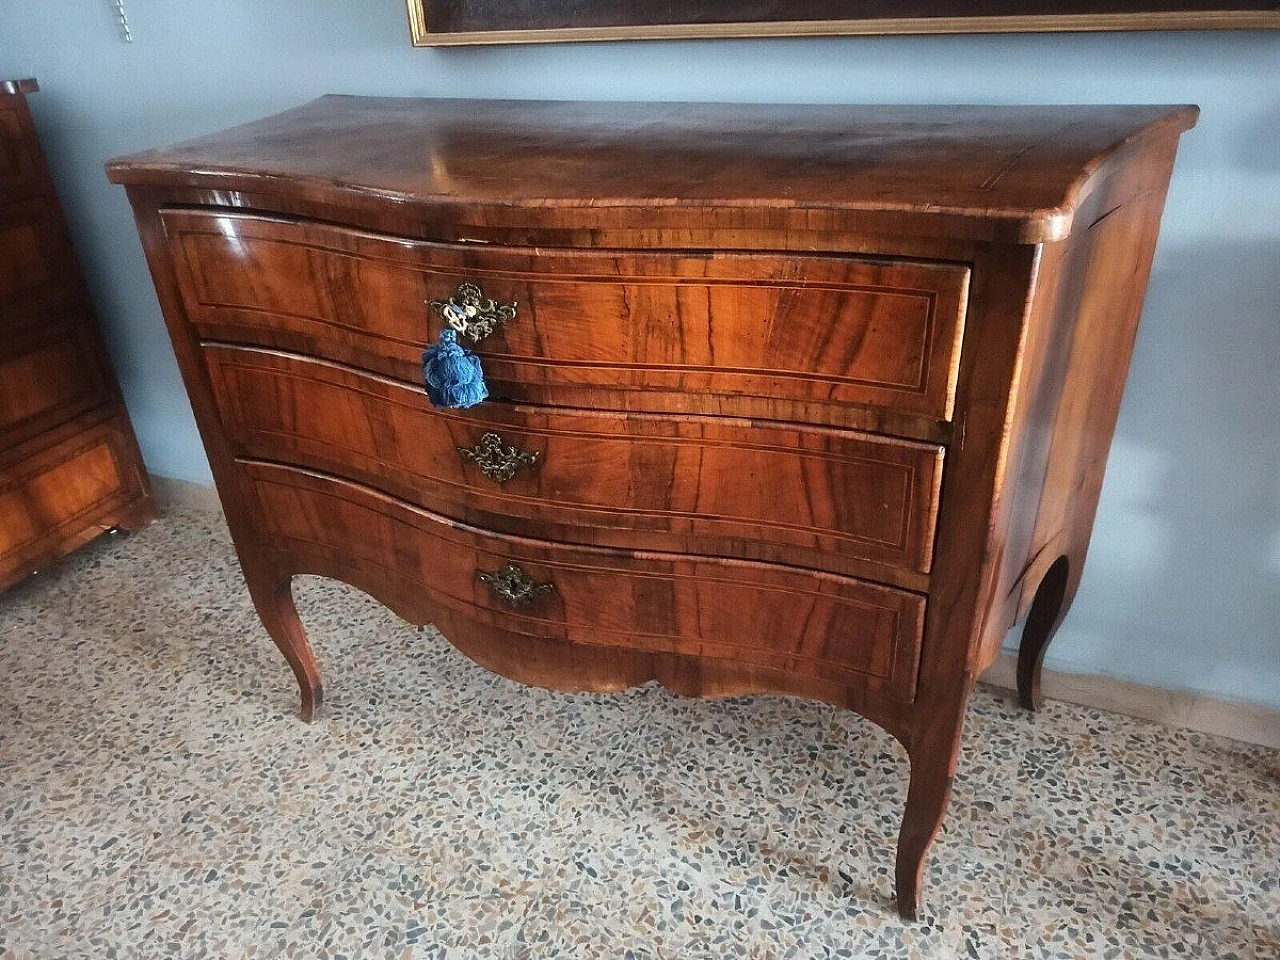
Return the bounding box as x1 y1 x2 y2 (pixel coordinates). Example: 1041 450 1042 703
422 328 488 409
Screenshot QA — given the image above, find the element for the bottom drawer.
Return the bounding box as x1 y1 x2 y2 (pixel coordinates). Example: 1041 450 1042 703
0 321 106 449
0 416 146 583
243 461 926 696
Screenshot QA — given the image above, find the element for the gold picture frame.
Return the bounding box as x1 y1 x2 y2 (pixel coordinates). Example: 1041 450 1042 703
407 3 1280 46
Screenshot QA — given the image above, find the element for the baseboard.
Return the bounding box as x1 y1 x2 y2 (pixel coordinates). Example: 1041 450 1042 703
982 653 1280 749
150 475 223 514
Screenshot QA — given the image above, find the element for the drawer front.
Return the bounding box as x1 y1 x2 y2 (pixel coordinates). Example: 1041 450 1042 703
206 346 944 576
0 421 139 565
0 323 106 448
0 196 77 323
244 461 925 695
166 209 969 420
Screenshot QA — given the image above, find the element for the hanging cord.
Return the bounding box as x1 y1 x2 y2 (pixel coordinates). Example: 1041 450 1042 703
113 0 133 42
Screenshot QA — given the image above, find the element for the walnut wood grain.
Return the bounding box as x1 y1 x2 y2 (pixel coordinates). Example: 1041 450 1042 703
982 133 1185 686
108 98 1198 243
0 197 80 316
0 80 152 592
111 98 1196 920
246 460 926 694
0 321 107 449
166 209 969 423
204 344 943 582
0 416 149 593
0 109 39 192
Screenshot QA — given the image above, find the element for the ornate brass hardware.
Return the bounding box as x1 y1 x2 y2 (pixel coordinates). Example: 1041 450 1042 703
458 431 539 483
477 562 555 608
429 282 517 342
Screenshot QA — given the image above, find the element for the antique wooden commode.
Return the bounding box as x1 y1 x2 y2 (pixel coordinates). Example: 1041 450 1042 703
108 98 1196 917
0 78 152 593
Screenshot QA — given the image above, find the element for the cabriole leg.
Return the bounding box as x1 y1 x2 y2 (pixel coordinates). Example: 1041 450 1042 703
1015 555 1071 712
894 688 970 921
246 570 323 722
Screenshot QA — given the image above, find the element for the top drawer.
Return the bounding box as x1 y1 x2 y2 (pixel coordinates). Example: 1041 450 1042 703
163 209 969 420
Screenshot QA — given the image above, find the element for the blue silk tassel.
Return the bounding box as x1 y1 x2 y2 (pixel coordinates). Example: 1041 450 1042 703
422 328 488 408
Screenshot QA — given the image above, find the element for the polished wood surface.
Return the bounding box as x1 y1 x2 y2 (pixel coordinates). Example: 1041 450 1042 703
0 418 147 584
167 209 970 421
0 197 77 313
0 80 152 592
110 98 1198 243
248 460 926 694
110 98 1195 919
205 346 944 582
0 322 106 449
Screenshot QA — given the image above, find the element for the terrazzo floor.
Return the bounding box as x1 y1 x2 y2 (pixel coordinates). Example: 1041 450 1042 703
1 510 1277 959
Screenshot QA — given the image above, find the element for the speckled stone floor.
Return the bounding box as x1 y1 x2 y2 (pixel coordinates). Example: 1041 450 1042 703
1 510 1277 959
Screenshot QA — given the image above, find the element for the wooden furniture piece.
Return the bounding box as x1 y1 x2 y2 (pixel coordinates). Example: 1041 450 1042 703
108 97 1196 918
0 79 152 593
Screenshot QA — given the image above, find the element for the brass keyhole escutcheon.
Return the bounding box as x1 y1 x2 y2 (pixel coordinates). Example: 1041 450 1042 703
430 282 517 342
458 432 539 484
476 562 555 608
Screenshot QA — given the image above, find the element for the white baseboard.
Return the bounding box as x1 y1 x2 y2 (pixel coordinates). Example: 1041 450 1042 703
150 475 223 514
982 653 1280 749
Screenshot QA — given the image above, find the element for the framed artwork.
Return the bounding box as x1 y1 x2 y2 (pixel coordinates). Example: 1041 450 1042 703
407 1 1280 46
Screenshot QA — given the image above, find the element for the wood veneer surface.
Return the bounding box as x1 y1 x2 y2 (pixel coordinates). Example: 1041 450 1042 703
109 97 1196 919
109 97 1198 242
0 79 152 591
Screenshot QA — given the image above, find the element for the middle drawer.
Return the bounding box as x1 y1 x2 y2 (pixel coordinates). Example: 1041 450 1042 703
205 345 943 581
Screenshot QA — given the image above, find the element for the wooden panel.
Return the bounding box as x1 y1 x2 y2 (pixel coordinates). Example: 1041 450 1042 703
0 323 105 448
0 420 139 572
0 196 75 323
166 209 969 420
205 345 944 578
0 105 36 190
245 460 926 695
0 201 55 300
984 138 1185 696
0 80 155 593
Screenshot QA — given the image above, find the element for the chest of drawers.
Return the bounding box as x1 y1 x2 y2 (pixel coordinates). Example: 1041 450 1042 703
108 98 1196 918
0 78 152 592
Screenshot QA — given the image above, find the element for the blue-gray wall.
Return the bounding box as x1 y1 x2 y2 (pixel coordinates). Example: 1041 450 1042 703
2 2 1277 709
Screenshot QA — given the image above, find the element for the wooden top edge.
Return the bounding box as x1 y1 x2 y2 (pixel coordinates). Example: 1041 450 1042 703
1051 102 1199 236
106 97 1200 244
1 78 39 96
